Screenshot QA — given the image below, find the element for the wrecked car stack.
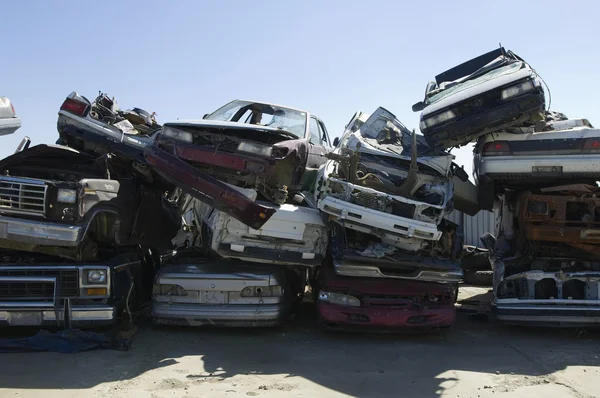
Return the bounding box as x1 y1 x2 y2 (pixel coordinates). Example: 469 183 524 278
413 46 600 327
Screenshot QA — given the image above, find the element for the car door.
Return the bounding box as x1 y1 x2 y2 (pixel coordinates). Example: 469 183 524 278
306 116 329 168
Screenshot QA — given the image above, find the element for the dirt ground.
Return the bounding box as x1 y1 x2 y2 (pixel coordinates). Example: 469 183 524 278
1 286 599 398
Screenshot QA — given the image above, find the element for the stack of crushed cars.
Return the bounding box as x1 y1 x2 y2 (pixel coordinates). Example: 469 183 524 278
413 46 600 327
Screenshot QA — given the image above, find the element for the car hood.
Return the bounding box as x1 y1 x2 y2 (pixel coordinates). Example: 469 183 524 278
423 62 534 117
0 144 97 169
341 107 453 176
165 119 300 141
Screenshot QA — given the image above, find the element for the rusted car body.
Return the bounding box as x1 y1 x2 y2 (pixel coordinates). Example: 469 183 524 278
0 144 179 260
151 100 333 207
316 265 456 331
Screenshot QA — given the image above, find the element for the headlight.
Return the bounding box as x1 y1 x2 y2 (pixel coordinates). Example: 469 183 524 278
318 291 361 307
57 188 76 204
501 80 535 100
162 126 193 143
85 269 107 284
423 110 456 128
237 142 272 157
241 285 282 297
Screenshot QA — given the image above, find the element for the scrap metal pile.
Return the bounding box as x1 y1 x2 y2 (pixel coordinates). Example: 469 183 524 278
412 46 600 326
1 44 597 330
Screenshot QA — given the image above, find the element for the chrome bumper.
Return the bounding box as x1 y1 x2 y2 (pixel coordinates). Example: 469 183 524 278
334 263 463 283
152 302 288 327
493 302 600 327
0 305 116 327
0 215 83 246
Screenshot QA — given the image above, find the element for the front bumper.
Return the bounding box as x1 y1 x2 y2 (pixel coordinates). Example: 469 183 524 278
318 196 441 241
333 261 463 283
218 244 324 267
0 215 83 246
423 91 544 149
0 305 116 327
152 302 288 327
318 301 455 331
493 302 600 327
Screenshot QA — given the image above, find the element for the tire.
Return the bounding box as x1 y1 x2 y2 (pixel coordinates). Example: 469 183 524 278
460 252 491 272
463 270 493 286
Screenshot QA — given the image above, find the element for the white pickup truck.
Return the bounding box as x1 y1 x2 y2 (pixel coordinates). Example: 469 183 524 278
474 118 600 210
0 97 21 136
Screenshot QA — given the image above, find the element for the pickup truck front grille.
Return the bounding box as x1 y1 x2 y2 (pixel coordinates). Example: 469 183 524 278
0 176 47 216
0 269 79 301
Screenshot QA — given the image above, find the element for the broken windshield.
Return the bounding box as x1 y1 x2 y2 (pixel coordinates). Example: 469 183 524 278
205 100 307 138
425 62 522 105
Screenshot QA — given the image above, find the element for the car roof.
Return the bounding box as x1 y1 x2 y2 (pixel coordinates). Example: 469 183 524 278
232 99 312 116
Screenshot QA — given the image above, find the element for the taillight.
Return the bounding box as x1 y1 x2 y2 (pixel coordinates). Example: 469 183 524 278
481 141 511 156
582 138 600 153
60 98 89 116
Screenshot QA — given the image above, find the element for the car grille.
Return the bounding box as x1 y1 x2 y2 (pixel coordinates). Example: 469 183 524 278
0 176 47 216
0 269 79 301
352 191 388 212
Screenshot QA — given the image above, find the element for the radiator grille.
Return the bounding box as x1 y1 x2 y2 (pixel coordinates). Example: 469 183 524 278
0 269 79 301
0 176 47 216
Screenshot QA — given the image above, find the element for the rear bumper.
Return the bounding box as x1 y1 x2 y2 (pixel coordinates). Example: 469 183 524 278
318 302 455 331
478 154 600 181
424 91 544 149
0 305 116 327
0 117 22 136
334 261 462 283
152 302 288 327
493 303 600 327
0 215 83 246
218 244 323 267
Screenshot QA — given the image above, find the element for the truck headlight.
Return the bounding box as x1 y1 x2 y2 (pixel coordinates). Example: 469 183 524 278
57 188 76 204
162 126 193 143
85 269 107 284
318 291 361 307
423 110 456 128
501 80 535 100
237 141 272 157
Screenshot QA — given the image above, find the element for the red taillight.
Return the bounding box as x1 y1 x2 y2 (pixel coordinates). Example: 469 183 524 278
582 138 600 152
482 141 511 156
60 98 89 116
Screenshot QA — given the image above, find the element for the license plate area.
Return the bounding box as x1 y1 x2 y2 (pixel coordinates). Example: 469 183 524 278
200 291 227 304
532 166 563 177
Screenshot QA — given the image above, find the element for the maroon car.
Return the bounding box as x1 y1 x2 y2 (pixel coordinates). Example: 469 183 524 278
316 267 456 331
147 100 333 229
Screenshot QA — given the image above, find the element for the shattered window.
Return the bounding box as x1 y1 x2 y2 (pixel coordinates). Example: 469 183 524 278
309 117 321 145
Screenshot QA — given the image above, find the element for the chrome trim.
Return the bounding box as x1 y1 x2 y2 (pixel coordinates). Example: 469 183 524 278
0 305 116 326
0 176 47 217
0 215 83 246
0 276 57 308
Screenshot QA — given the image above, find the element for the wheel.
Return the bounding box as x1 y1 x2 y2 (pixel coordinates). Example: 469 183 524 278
463 270 493 286
460 252 491 272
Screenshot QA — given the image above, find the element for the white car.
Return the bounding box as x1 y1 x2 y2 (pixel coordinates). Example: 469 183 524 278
0 97 21 136
474 118 600 210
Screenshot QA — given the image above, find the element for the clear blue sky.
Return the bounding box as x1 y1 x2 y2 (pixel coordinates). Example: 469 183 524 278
4 0 600 179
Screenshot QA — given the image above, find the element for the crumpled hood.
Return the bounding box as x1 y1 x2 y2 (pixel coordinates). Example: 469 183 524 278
164 119 300 141
342 107 454 176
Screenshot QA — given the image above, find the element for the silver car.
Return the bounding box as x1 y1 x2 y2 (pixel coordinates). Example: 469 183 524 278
152 258 292 327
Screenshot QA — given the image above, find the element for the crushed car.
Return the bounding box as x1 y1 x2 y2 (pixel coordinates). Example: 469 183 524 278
152 254 296 327
315 107 464 282
57 91 161 181
412 47 546 150
149 99 333 207
0 96 21 136
485 187 600 326
474 113 600 210
0 143 180 261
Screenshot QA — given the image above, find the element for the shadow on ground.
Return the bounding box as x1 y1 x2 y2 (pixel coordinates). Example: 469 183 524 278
0 288 599 397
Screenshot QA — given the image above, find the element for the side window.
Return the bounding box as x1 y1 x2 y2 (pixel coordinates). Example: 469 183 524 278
317 120 331 147
309 117 321 145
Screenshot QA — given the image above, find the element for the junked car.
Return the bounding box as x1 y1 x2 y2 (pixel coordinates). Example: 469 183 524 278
0 143 179 261
57 91 161 181
412 47 546 150
174 189 328 267
315 260 456 331
0 250 152 328
486 189 600 326
474 116 600 210
152 255 295 327
315 107 464 283
151 99 333 206
0 96 21 136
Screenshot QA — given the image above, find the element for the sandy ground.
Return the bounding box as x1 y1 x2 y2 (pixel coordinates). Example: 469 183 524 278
1 286 599 398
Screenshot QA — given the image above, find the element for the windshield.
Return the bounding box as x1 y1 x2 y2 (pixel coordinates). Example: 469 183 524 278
426 62 522 105
205 100 307 138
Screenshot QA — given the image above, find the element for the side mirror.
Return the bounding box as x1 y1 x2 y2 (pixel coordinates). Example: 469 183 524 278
453 164 469 182
332 137 340 147
202 113 209 119
412 101 425 112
